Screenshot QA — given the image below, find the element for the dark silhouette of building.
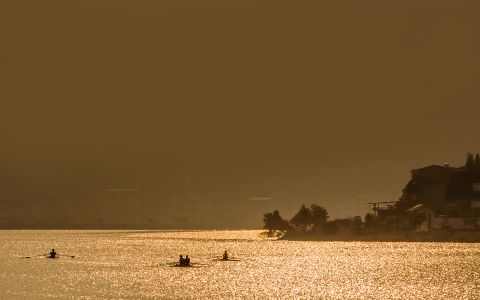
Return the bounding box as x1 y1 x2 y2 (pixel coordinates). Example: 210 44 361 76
399 163 480 218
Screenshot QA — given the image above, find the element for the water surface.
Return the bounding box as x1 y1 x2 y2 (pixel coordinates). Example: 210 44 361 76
1 230 479 299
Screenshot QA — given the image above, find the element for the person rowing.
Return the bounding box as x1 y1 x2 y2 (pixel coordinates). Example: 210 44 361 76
178 254 191 266
215 251 239 261
49 249 57 258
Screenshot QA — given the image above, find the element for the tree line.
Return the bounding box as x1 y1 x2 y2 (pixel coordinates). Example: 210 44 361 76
263 204 362 237
465 152 480 170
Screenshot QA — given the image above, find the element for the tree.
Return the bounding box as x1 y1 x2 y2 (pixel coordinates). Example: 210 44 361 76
290 204 312 231
310 204 329 230
465 153 474 169
263 210 291 236
474 153 480 170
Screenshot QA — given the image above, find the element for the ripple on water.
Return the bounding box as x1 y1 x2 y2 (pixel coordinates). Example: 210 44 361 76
0 230 479 299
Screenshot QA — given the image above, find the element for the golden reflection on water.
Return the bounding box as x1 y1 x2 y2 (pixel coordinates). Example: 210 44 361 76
1 230 479 299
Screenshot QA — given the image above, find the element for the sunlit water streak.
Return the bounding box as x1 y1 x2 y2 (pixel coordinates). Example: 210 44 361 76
1 230 479 299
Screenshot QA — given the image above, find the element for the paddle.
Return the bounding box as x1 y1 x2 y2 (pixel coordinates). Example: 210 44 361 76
23 254 48 258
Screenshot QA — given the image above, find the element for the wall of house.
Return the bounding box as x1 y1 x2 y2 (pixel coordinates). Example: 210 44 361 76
419 184 448 207
415 166 452 184
430 217 480 230
411 166 453 210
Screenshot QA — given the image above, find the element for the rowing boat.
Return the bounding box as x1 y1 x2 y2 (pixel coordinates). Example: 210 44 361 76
170 263 201 268
213 258 240 261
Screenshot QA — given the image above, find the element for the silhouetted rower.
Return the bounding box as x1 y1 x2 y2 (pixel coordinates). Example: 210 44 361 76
49 249 57 258
179 255 185 266
222 250 229 260
185 255 190 266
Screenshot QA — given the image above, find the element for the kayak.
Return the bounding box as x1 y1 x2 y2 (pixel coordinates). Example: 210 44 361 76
22 254 74 259
168 261 205 268
47 255 75 259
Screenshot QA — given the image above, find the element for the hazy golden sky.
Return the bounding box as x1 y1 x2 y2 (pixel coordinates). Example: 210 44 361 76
1 0 479 217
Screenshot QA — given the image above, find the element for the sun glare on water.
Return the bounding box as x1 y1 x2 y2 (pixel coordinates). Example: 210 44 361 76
1 230 479 299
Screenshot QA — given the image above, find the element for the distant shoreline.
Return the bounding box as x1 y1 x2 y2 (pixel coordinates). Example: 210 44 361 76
280 230 480 243
0 224 259 231
3 226 480 243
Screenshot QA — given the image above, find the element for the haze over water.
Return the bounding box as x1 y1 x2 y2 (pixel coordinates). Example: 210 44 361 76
1 230 479 299
2 0 480 226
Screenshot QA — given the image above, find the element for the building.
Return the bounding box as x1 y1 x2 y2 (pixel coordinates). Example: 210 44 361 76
399 164 480 217
405 204 434 231
396 160 480 230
